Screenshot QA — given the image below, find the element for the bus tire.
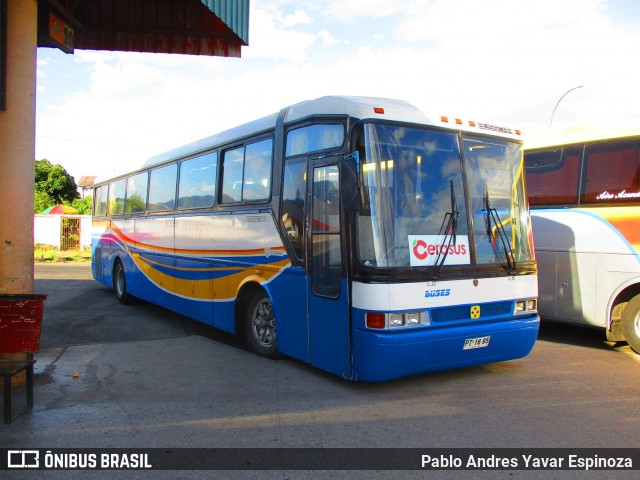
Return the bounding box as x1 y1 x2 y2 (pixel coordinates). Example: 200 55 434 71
621 294 640 354
114 260 134 305
244 291 279 359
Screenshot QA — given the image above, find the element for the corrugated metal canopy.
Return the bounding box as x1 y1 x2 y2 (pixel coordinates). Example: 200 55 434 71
38 0 249 57
201 0 249 44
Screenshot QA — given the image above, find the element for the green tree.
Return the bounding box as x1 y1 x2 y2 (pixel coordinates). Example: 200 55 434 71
34 190 55 213
34 159 79 212
71 196 93 215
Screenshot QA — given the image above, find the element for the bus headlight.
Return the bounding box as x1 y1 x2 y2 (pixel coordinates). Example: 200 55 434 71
405 312 421 325
389 313 404 327
515 298 537 314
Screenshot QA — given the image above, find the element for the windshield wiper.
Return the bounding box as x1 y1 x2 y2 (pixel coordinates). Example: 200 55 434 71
431 180 460 277
482 180 516 273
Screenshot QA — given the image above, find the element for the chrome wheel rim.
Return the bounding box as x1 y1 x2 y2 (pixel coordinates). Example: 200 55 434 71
251 298 276 349
116 267 125 297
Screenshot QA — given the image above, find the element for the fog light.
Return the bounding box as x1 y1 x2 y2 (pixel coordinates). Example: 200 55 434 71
389 313 404 327
405 312 420 325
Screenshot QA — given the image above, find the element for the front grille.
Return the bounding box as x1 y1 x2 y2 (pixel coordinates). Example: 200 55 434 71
430 301 513 323
93 247 103 277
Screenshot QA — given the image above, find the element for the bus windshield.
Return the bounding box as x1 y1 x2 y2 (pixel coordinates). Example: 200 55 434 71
356 123 533 269
462 135 533 268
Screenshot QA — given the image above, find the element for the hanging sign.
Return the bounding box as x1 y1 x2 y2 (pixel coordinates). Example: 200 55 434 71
47 11 74 53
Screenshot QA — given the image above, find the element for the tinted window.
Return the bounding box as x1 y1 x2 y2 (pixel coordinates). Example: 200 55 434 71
286 124 344 157
525 148 581 206
581 141 640 204
178 152 217 209
148 164 177 212
108 179 126 215
126 172 148 214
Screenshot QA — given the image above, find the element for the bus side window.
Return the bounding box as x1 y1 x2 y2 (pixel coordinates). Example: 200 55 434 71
148 164 177 212
221 146 245 204
243 138 272 201
281 158 307 262
221 139 273 204
581 141 640 204
311 165 341 298
126 172 148 214
178 152 217 209
108 179 126 215
286 124 344 157
525 148 581 206
94 185 108 216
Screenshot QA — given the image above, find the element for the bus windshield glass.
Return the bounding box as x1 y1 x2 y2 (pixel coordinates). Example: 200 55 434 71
357 123 468 268
356 123 533 269
461 135 533 267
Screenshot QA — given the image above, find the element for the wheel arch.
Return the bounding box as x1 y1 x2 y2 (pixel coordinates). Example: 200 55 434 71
111 255 123 288
607 278 640 340
111 254 130 287
234 279 270 340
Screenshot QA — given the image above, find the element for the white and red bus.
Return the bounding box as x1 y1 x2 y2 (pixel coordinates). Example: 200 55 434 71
524 134 640 352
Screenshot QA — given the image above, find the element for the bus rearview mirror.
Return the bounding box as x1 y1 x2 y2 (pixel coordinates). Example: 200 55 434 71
341 152 362 212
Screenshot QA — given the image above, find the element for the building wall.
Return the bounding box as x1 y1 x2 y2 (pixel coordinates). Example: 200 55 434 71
34 215 92 249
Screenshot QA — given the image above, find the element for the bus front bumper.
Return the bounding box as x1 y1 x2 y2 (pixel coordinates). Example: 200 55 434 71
351 316 540 382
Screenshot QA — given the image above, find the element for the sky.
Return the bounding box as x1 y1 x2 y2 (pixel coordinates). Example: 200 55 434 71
35 0 640 184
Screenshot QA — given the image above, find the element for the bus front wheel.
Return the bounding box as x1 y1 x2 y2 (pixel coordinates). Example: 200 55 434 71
114 260 133 305
244 291 279 359
622 294 640 354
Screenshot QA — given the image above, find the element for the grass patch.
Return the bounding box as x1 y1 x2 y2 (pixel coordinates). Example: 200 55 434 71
34 245 91 263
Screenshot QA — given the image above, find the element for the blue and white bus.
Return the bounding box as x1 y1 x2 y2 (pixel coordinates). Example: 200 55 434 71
92 96 539 381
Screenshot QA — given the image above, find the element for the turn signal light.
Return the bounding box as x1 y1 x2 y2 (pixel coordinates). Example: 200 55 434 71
366 312 386 329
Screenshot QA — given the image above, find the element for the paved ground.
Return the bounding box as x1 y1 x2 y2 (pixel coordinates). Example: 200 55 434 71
1 263 639 479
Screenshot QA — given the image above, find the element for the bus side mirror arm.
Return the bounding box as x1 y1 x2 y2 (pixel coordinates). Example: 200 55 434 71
341 151 362 212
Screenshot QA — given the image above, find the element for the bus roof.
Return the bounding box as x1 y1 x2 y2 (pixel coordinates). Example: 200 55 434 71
96 96 522 183
525 129 640 151
140 96 431 169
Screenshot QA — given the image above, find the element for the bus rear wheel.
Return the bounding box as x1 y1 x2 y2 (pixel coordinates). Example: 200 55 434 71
621 294 640 354
114 260 133 305
244 291 279 359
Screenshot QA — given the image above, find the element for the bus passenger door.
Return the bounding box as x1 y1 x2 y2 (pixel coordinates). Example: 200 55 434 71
307 160 351 378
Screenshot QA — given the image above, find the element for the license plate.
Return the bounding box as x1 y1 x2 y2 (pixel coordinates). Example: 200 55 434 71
463 335 490 350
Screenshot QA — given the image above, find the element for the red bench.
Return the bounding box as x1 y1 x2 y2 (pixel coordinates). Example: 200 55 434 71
0 294 46 423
